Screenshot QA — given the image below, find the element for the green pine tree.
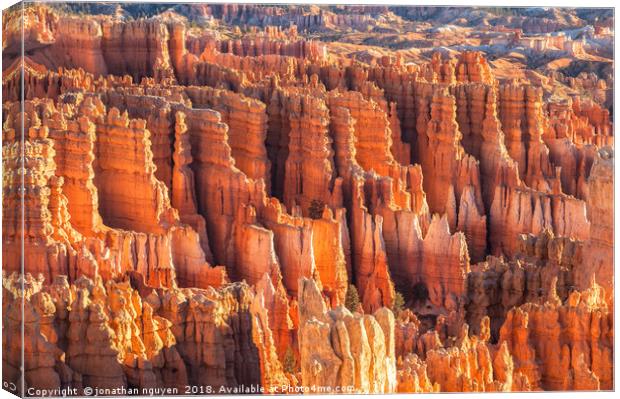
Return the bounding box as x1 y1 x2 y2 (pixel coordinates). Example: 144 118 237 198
282 347 297 374
308 199 326 219
345 284 360 312
392 291 405 314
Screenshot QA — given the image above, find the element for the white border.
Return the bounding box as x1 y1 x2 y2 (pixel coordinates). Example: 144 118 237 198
0 1 617 398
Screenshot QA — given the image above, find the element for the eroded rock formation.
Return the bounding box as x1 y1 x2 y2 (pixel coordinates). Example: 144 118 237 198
2 3 614 395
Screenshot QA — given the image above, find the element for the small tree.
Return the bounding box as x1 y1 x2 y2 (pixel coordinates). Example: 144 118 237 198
345 284 360 313
392 291 405 314
308 199 326 219
282 347 296 374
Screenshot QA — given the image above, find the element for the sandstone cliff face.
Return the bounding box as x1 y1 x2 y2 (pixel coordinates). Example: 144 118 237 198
582 148 614 304
93 105 175 234
2 97 221 289
185 86 271 190
328 90 397 177
425 331 507 392
2 104 86 282
103 90 178 191
217 28 325 60
2 5 57 55
101 19 174 82
52 18 108 76
2 272 292 395
418 88 486 261
2 4 614 394
3 7 176 82
499 282 612 390
397 354 437 392
177 99 345 306
466 231 581 340
298 278 397 393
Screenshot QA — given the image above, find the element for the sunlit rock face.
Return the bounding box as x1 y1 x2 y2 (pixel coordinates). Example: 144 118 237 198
2 3 613 395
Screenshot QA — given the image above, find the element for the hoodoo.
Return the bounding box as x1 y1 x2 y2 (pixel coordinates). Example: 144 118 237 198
2 2 614 395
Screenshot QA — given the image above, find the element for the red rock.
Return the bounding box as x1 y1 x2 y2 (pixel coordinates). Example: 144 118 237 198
52 18 108 76
2 6 615 393
499 282 612 390
185 86 271 190
582 148 614 304
297 278 397 393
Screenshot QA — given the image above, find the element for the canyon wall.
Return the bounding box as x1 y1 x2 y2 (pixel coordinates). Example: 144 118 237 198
2 4 614 395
